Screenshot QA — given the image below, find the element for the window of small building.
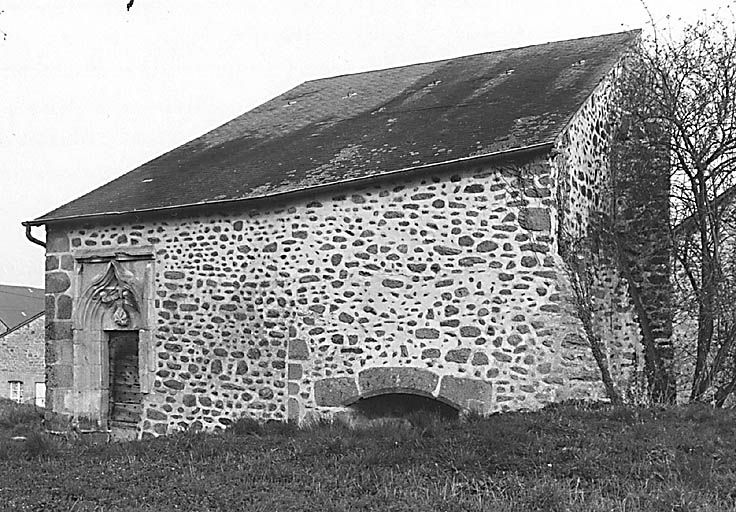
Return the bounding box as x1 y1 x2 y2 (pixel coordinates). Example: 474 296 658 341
35 382 46 408
8 381 23 403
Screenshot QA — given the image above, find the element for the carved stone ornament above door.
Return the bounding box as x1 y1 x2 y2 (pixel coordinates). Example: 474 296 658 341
76 260 144 330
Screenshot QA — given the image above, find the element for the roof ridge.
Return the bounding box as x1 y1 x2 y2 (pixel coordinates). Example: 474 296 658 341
304 30 641 84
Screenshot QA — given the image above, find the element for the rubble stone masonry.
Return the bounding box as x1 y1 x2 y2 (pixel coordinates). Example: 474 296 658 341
0 314 45 403
43 63 663 437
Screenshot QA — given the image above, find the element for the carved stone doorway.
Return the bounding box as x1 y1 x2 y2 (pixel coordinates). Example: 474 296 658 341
71 248 154 435
108 330 142 428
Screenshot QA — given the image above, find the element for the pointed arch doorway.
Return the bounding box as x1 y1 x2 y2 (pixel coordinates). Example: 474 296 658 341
72 248 154 434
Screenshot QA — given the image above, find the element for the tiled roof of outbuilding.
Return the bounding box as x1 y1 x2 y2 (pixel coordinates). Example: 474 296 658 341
0 285 44 333
29 30 639 225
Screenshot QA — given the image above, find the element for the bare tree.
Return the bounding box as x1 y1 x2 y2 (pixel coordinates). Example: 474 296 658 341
633 7 736 405
563 234 624 406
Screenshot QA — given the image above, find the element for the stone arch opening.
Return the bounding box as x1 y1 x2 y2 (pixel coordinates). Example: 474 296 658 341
346 391 459 420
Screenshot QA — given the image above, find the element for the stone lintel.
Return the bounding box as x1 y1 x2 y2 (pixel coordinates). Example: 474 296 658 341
438 376 493 413
73 246 155 262
357 367 439 400
314 377 359 406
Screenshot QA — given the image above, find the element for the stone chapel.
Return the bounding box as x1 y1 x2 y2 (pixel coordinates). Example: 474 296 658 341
24 30 672 438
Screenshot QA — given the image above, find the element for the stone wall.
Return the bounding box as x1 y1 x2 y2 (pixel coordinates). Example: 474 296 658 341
0 314 45 403
44 159 637 436
41 59 661 436
552 52 671 401
552 57 648 402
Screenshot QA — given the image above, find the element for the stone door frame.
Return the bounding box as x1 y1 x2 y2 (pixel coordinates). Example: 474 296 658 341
71 247 156 431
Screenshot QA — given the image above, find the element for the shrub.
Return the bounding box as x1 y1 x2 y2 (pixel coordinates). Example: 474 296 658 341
228 416 264 436
0 399 43 432
263 419 298 436
22 432 58 459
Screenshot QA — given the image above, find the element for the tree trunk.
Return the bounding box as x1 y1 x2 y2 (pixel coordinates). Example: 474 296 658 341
691 190 716 401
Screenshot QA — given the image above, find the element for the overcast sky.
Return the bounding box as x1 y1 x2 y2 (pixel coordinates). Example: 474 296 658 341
1 0 732 288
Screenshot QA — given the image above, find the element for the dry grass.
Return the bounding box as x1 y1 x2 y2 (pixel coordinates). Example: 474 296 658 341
1 400 735 511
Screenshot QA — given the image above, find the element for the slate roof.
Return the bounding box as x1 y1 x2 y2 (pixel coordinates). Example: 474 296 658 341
0 285 44 333
29 30 639 225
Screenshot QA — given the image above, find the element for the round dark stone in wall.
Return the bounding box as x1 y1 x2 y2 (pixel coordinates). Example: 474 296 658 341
146 408 167 421
476 241 498 252
183 394 197 407
507 334 523 346
45 256 59 271
46 272 70 293
309 304 326 314
247 348 261 359
421 348 440 359
382 279 403 289
236 360 248 375
445 348 471 363
163 380 185 390
460 326 482 337
46 320 72 341
60 254 75 271
211 360 223 373
56 295 73 320
472 352 489 365
416 328 440 339
459 236 475 247
519 208 551 231
492 351 512 363
459 257 486 266
434 245 461 256
259 388 274 400
521 256 537 268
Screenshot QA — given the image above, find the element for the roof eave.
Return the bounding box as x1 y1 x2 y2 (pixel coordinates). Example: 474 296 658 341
25 141 555 227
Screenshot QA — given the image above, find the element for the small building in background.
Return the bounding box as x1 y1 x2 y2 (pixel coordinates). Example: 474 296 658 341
0 285 45 406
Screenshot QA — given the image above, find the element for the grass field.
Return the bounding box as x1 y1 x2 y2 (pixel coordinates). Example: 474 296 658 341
1 399 735 511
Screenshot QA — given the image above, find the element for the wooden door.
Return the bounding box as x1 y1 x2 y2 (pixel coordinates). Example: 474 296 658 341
108 331 141 426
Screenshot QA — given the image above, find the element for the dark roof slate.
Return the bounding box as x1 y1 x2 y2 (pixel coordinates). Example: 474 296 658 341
0 285 44 333
31 30 639 224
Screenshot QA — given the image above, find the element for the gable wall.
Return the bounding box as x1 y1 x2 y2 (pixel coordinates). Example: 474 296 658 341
553 53 672 401
550 55 650 402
